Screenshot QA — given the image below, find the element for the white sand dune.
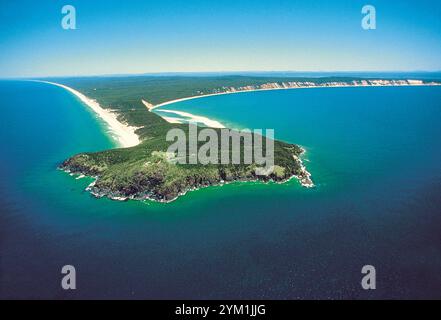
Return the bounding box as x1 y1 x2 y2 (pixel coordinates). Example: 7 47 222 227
157 109 225 128
149 79 439 110
141 99 155 111
34 81 140 148
161 116 185 124
151 92 238 110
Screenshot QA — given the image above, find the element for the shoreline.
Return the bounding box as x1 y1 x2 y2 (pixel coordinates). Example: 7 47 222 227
147 80 441 128
81 166 314 203
155 109 226 128
148 80 441 112
33 80 140 148
64 150 315 203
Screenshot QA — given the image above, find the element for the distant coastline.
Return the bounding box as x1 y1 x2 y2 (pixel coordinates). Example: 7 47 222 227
145 79 441 126
149 79 441 109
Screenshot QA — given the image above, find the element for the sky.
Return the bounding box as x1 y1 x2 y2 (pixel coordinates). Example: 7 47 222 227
0 0 441 77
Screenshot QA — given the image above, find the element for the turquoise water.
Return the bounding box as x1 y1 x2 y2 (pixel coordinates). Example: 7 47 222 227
1 81 441 299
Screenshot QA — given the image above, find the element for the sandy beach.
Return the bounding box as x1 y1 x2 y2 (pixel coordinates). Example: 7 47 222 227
156 109 226 128
35 81 140 148
151 92 242 110
141 99 155 111
148 79 439 111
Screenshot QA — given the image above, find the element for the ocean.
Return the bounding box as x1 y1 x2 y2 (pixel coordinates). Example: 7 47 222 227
1 80 440 299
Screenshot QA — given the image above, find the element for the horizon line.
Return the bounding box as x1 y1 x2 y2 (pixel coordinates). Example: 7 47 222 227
2 69 441 80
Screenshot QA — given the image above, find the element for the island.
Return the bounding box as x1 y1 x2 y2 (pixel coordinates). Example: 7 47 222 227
45 75 440 202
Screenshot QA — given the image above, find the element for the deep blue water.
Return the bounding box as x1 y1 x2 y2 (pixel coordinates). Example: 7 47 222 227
1 80 441 299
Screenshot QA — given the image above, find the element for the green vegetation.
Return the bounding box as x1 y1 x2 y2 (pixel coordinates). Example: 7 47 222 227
54 75 439 201
60 124 307 202
55 75 368 201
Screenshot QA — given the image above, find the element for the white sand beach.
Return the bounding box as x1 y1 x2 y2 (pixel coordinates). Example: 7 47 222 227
161 116 185 124
157 109 226 128
148 79 439 111
141 99 155 111
151 92 240 110
35 81 140 148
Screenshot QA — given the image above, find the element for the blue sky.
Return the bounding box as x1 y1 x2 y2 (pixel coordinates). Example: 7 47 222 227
1 0 441 77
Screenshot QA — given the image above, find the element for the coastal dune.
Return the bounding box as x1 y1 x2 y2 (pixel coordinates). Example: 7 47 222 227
35 81 140 148
156 109 226 128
